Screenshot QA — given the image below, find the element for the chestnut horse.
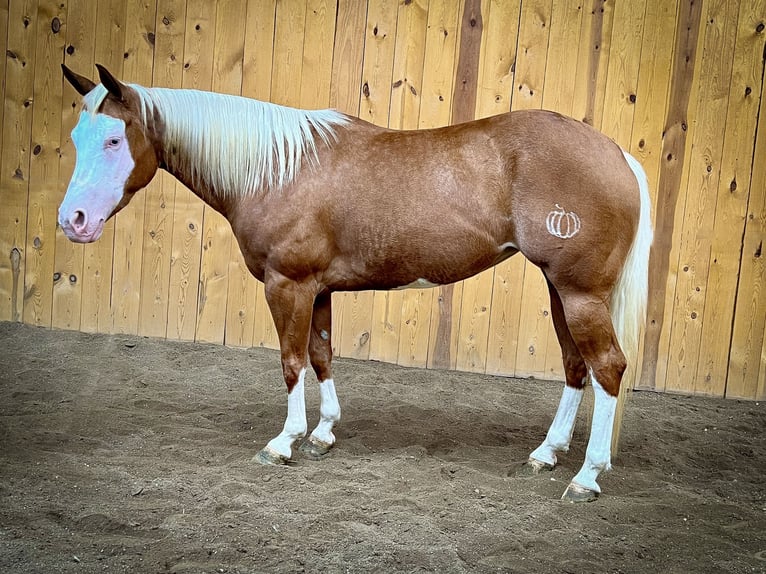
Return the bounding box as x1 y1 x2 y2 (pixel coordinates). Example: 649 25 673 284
59 65 652 502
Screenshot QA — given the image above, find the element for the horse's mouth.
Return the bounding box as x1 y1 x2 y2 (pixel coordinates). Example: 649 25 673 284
60 219 106 244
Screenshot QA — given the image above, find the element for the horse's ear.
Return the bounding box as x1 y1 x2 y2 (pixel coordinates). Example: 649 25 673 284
61 64 96 96
95 64 126 102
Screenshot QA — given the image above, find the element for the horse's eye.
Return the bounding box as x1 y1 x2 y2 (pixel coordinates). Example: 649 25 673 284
107 137 121 148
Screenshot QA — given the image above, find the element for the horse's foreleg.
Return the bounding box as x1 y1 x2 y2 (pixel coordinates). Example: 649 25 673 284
556 291 627 502
254 276 315 466
526 281 588 473
300 291 341 459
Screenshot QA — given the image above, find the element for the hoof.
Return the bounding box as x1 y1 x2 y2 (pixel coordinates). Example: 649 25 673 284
299 436 334 460
253 447 293 466
515 458 555 477
561 482 599 503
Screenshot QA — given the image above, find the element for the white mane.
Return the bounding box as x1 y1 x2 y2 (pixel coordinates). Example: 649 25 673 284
83 84 348 196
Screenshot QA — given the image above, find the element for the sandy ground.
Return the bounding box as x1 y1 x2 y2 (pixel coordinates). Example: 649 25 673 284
0 321 764 574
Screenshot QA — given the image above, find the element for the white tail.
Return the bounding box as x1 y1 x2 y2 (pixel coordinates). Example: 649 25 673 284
611 150 654 450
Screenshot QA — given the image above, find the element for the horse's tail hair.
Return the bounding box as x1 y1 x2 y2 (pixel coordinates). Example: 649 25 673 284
610 150 653 449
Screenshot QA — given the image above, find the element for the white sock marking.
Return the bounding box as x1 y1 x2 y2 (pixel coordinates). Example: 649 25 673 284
265 368 307 459
310 378 341 445
530 384 584 466
571 373 616 493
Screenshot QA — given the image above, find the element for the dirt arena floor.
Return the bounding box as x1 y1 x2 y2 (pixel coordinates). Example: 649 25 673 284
1 321 764 573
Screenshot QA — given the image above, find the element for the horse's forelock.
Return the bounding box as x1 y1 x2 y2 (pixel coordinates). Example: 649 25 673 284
81 84 109 116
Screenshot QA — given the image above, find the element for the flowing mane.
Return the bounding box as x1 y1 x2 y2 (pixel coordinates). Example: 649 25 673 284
83 84 348 197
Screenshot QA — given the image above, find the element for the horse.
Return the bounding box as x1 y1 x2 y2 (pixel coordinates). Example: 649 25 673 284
59 64 652 502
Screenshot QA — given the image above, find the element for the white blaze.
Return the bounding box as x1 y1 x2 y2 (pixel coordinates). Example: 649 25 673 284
58 111 135 239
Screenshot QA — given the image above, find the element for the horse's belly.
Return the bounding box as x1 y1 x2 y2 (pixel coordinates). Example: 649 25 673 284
392 277 441 290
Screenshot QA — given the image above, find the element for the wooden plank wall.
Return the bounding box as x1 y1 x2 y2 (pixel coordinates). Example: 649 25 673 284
1 0 765 400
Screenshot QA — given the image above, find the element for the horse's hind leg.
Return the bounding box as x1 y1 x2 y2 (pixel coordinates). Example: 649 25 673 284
300 290 341 459
525 281 588 473
556 289 627 502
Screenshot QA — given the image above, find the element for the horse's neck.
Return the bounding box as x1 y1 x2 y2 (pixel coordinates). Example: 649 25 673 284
159 157 233 216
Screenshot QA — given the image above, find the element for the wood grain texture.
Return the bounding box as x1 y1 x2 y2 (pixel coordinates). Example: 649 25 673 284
23 0 67 328
109 0 157 336
3 0 765 402
369 0 427 364
728 6 766 400
51 0 96 331
698 0 766 396
639 0 704 391
166 0 215 341
666 0 739 396
422 0 462 371
78 0 125 334
0 0 40 323
137 0 187 339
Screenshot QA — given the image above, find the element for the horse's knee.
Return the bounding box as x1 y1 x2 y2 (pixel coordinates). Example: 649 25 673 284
281 355 306 392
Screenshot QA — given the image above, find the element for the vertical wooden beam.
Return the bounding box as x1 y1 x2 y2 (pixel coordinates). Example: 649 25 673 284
166 0 216 341
52 0 97 331
412 0 461 369
0 0 39 323
336 0 397 361
23 0 68 328
699 0 766 396
79 0 126 334
451 0 489 374
727 3 766 400
137 0 187 339
539 0 585 382
666 0 740 395
369 0 427 364
510 0 552 379
195 0 247 344
639 0 703 390
483 0 523 377
243 0 278 350
111 0 157 336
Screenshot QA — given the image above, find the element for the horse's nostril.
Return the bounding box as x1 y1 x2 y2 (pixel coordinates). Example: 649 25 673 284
72 210 86 229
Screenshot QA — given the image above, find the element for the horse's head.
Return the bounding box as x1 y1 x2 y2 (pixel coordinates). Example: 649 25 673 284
59 64 159 243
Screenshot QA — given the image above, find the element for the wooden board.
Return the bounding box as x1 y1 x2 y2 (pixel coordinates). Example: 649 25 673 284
4 0 766 403
166 0 216 341
368 0 428 364
697 0 766 395
23 0 67 328
137 0 187 339
419 0 462 371
0 0 40 323
110 0 157 335
336 0 397 360
665 0 739 395
51 0 96 331
194 0 246 344
473 0 522 377
509 0 551 379
79 0 126 334
454 0 491 375
727 6 766 400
